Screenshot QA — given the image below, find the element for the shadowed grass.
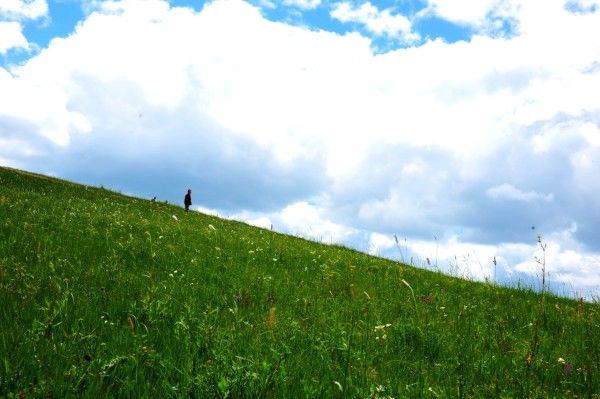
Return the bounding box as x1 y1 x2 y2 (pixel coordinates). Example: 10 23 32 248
1 166 599 397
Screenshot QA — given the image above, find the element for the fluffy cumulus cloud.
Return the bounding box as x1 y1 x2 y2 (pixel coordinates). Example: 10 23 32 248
0 0 48 20
419 0 517 29
331 1 420 42
0 0 48 54
1 0 600 298
0 21 28 54
283 0 321 10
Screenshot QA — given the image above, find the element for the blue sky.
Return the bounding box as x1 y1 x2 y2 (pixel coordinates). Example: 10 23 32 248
2 0 600 299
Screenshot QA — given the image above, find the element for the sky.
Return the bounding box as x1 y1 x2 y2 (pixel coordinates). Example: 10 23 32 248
1 0 600 299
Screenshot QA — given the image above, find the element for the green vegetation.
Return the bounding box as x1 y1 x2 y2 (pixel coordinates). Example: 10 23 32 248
1 166 599 398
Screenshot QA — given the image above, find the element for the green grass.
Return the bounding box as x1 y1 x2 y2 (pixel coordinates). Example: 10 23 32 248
1 166 599 398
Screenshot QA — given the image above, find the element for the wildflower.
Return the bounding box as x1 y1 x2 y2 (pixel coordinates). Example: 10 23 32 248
374 324 391 331
563 363 574 376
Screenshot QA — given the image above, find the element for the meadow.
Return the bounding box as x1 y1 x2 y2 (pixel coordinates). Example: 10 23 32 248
1 166 599 398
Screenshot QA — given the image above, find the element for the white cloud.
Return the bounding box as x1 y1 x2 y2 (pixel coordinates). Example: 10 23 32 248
283 0 321 10
0 0 49 56
399 230 600 299
420 0 600 40
195 205 225 218
244 216 273 230
229 201 357 243
367 232 396 256
424 0 498 25
486 184 553 202
0 21 28 53
331 1 419 42
0 67 91 146
511 225 600 298
420 0 505 26
277 202 357 243
94 0 171 19
0 0 48 20
407 235 498 279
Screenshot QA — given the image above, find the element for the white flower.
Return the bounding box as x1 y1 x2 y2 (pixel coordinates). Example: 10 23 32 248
374 323 392 331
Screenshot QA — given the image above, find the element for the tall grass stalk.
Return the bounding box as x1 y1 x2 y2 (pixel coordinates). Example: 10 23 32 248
528 234 548 368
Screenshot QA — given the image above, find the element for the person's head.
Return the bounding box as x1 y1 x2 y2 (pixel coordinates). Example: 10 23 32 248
187 189 191 194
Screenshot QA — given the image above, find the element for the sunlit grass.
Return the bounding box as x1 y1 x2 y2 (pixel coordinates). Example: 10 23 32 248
1 166 599 397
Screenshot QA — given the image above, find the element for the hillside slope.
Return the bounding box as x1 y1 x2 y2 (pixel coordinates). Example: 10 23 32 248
1 166 599 397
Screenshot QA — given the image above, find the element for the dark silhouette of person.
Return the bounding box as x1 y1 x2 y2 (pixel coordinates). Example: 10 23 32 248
184 189 192 212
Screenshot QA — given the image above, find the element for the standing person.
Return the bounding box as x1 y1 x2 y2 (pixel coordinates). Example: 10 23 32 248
184 189 192 212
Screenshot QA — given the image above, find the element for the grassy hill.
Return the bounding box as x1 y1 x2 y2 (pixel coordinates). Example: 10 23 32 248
1 166 599 398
